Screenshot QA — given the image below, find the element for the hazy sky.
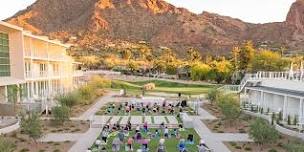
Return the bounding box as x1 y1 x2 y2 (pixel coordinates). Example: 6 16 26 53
0 0 296 23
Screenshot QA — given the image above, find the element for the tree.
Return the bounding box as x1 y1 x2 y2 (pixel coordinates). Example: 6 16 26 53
190 63 211 81
209 59 233 83
252 50 289 72
0 136 15 152
20 112 43 142
187 48 201 63
217 94 241 124
232 41 255 72
127 60 139 73
52 106 70 125
78 55 99 69
249 118 279 149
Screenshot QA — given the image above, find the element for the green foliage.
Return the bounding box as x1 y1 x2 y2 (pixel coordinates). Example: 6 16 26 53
88 75 111 89
232 41 255 72
209 59 233 83
287 115 291 125
190 63 211 81
56 92 79 108
78 85 95 105
20 112 43 141
206 88 221 104
52 106 70 125
217 94 241 122
252 50 289 72
283 140 304 152
77 55 100 69
271 113 276 125
249 118 279 146
0 136 15 152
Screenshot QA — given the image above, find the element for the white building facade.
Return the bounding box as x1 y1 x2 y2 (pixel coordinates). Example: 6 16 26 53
0 21 83 111
240 71 304 127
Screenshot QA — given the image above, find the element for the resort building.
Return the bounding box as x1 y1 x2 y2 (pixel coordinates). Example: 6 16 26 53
0 21 83 112
238 69 304 127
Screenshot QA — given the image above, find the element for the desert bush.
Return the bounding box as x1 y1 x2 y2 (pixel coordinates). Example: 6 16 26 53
78 85 95 105
88 75 111 89
206 88 221 104
217 94 241 123
56 92 79 108
0 136 15 152
283 141 304 152
20 112 43 142
249 118 279 148
52 106 70 125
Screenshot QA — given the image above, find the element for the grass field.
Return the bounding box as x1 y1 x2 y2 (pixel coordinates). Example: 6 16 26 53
111 80 216 95
96 102 196 116
90 128 200 152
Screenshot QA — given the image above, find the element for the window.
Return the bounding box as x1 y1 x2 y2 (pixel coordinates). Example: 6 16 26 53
0 33 10 77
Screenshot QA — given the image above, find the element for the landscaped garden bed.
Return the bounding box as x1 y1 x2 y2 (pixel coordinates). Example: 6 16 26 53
225 134 304 152
1 130 74 152
203 114 255 133
42 120 89 134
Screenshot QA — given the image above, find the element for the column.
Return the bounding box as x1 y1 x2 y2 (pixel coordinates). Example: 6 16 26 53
283 96 287 121
259 91 264 108
31 81 34 101
4 86 8 103
299 98 303 124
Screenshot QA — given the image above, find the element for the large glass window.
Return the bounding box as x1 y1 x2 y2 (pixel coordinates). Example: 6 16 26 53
0 33 10 77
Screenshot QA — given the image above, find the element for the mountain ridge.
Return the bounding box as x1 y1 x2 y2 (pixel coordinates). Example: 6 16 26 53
6 0 304 55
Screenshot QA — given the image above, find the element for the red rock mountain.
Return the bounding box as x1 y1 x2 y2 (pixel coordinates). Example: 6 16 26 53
6 0 304 55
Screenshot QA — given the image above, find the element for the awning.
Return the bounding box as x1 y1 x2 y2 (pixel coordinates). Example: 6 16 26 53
0 77 25 86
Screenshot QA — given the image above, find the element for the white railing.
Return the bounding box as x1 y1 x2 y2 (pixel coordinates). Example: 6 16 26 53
219 70 304 93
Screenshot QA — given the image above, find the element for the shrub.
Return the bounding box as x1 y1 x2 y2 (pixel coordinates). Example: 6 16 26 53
20 112 43 142
271 113 276 125
268 149 277 152
78 85 95 104
217 94 240 123
56 92 79 108
283 141 304 152
206 89 221 104
245 147 252 151
52 106 70 125
249 118 279 148
0 136 15 152
88 75 111 89
287 115 291 125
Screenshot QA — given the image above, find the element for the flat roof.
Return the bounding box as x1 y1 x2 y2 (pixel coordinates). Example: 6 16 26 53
0 21 71 48
246 86 304 98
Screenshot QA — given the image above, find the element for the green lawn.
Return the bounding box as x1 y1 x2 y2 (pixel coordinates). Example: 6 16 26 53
96 102 196 116
90 128 200 152
111 80 216 95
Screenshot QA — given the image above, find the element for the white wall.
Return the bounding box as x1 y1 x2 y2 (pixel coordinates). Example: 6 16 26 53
261 79 304 92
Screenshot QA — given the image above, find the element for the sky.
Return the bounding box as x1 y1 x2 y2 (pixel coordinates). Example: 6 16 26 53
0 0 297 23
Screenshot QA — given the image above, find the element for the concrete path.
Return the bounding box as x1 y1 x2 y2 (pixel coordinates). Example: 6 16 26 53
130 116 142 125
154 116 167 125
78 92 115 120
166 116 178 125
145 116 153 125
68 128 103 152
191 104 253 152
109 116 120 125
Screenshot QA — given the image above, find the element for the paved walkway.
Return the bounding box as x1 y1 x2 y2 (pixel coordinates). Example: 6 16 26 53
40 93 253 152
191 102 252 152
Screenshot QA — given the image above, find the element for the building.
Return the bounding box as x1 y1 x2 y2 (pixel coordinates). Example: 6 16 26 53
237 70 304 127
0 21 83 112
